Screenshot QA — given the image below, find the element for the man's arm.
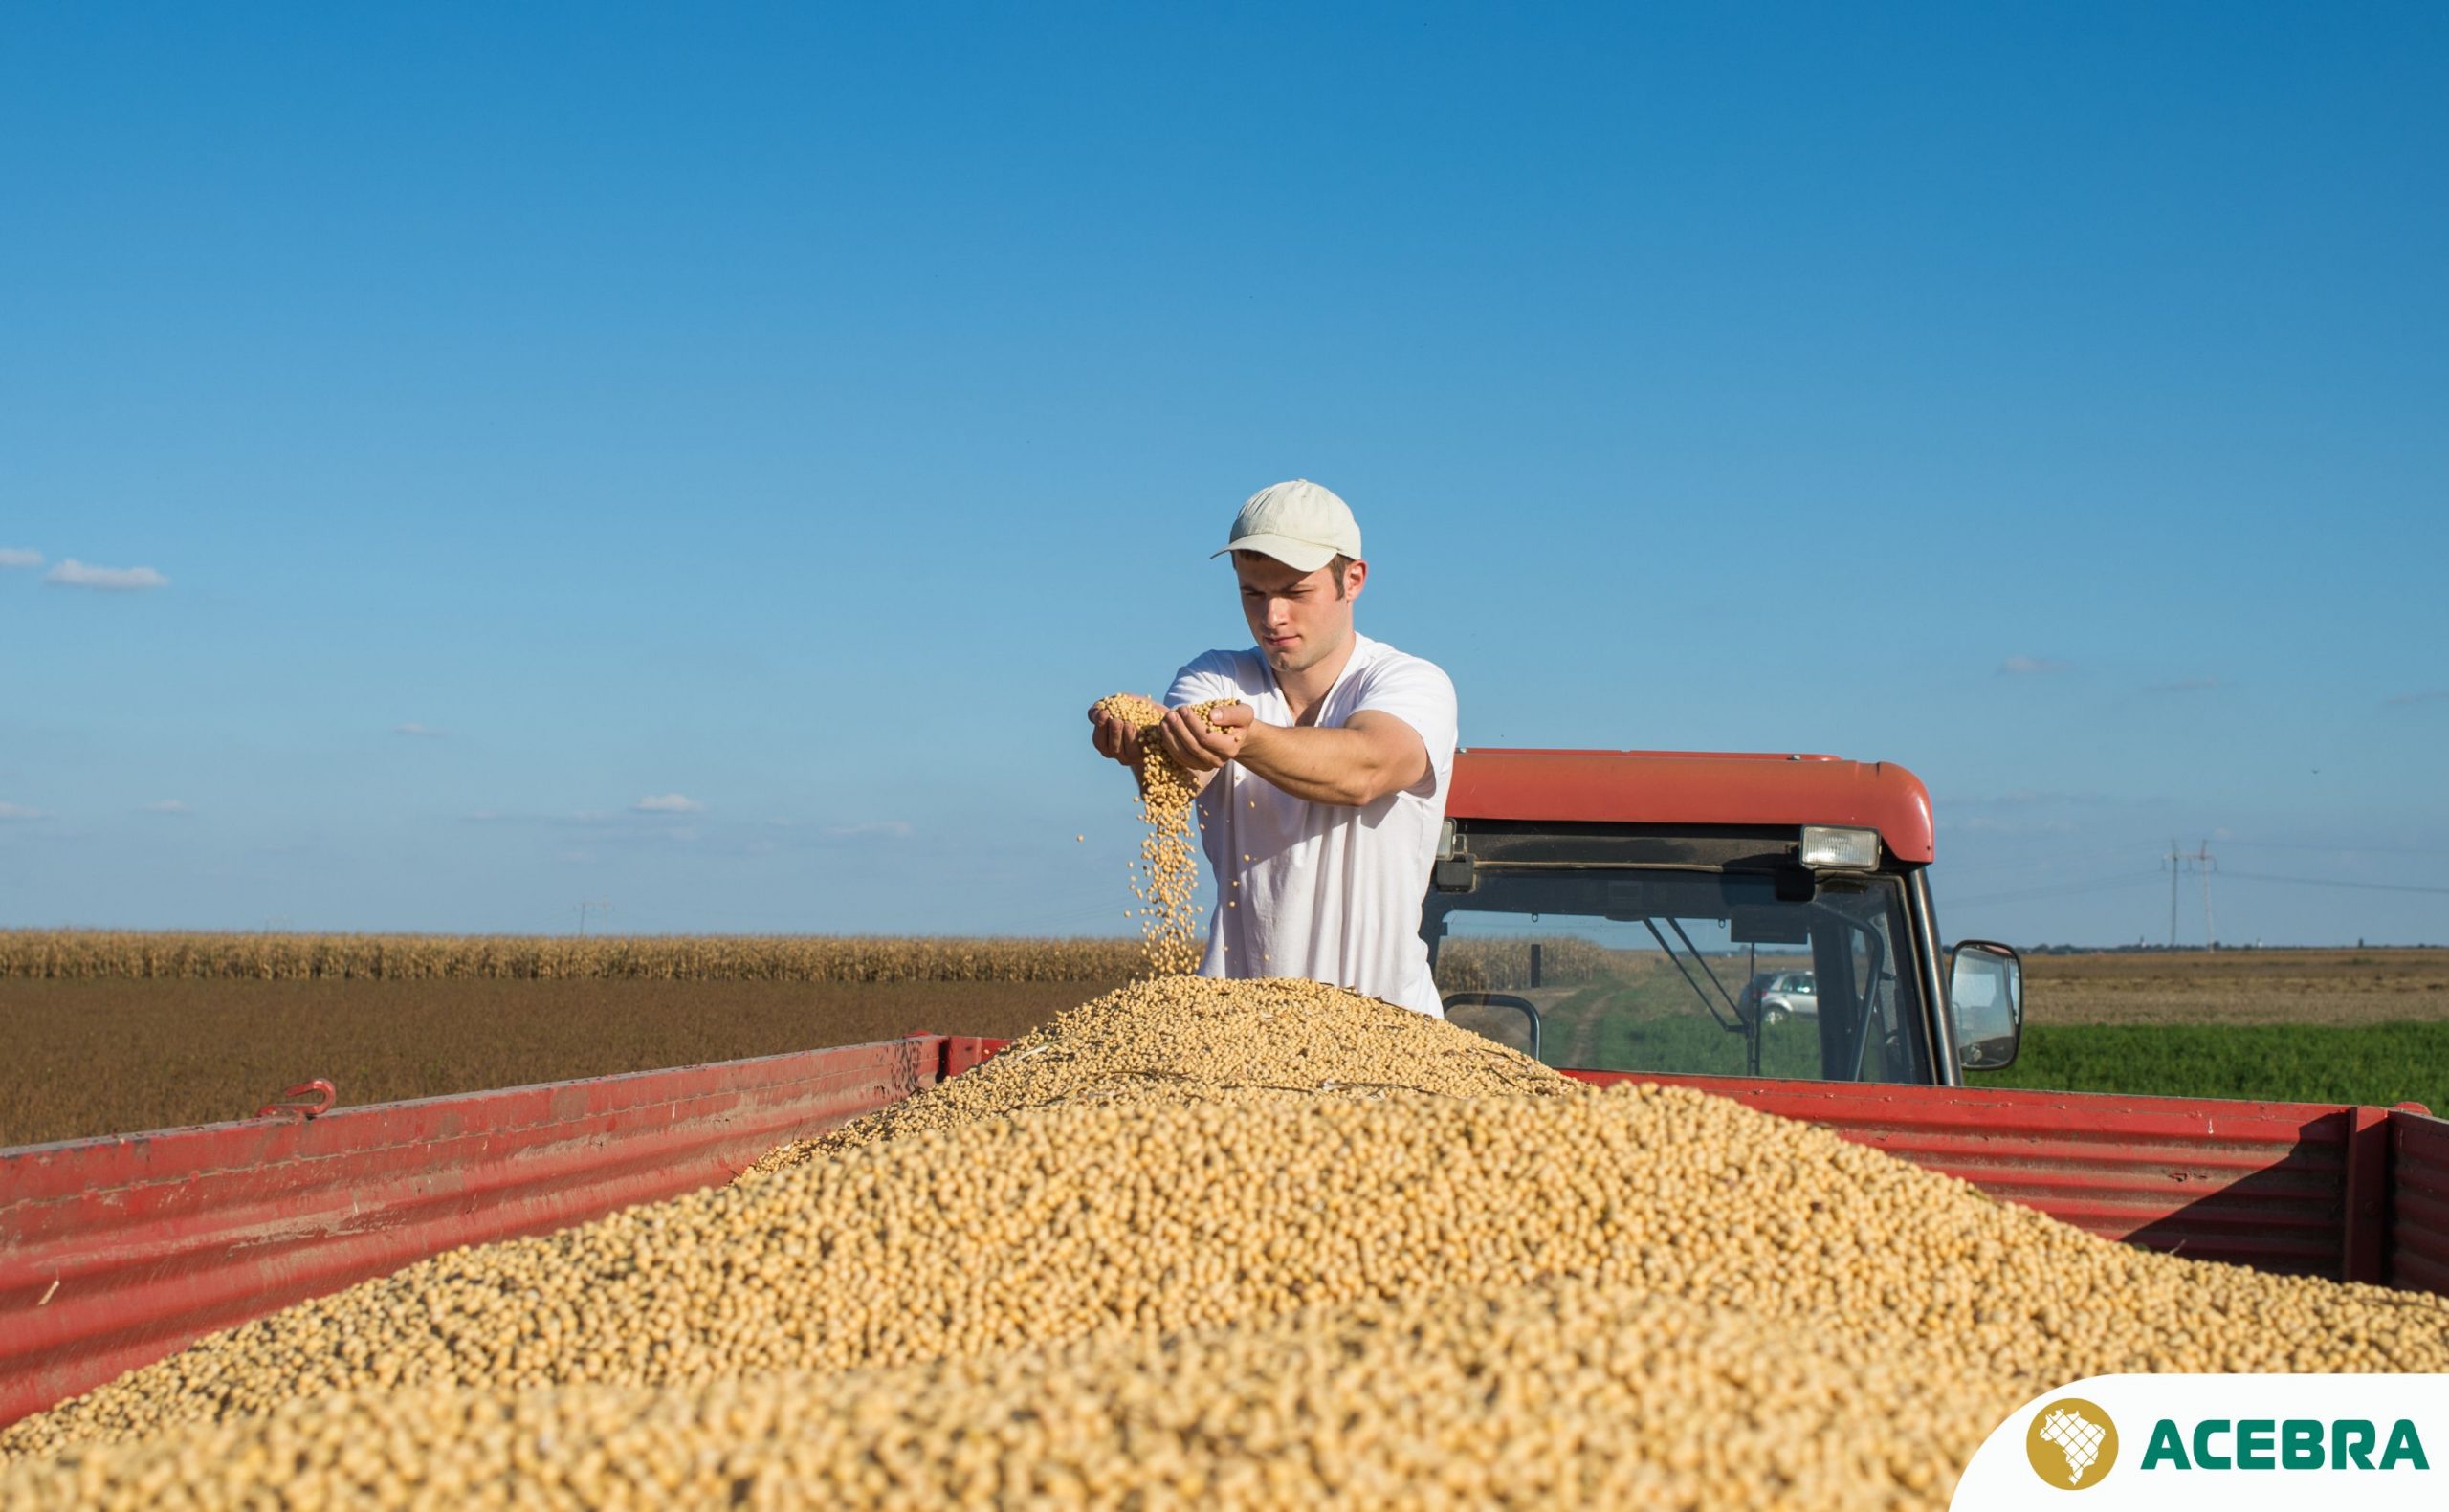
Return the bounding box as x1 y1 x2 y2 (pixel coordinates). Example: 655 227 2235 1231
1242 712 1431 806
1153 706 1429 808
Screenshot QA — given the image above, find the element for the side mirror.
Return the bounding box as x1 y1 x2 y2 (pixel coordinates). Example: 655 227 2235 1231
1948 940 2023 1071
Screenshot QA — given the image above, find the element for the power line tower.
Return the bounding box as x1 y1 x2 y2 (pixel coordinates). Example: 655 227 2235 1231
577 898 614 937
2164 840 2183 947
2161 840 2217 948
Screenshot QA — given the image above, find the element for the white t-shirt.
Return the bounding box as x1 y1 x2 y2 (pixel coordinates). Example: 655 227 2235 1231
1165 633 1460 1017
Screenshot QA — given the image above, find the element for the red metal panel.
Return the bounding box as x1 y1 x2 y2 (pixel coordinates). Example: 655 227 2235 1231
1561 1071 2373 1280
1446 749 1937 863
2391 1107 2449 1296
0 1036 941 1432
939 1035 1006 1079
2341 1106 2394 1284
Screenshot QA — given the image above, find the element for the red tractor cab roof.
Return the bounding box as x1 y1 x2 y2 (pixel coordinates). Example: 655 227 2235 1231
1445 749 1935 865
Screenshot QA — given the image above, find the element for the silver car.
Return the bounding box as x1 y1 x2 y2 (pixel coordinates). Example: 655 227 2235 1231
1743 971 1817 1023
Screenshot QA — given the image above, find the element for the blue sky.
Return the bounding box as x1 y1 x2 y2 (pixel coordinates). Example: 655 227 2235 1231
4 3 2443 946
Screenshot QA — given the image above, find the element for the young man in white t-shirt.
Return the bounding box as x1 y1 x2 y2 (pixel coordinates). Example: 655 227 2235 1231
1085 479 1460 1017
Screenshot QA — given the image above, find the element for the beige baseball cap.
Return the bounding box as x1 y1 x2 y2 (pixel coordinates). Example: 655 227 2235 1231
1211 479 1362 573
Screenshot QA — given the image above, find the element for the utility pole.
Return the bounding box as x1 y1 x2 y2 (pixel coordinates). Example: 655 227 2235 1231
577 899 614 937
2190 841 2216 948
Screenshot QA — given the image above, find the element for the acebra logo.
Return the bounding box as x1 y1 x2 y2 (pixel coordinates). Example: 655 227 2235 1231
2026 1398 2119 1489
2136 1417 2430 1471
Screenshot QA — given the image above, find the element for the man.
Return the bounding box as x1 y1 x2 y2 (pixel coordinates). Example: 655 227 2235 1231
1086 479 1460 1016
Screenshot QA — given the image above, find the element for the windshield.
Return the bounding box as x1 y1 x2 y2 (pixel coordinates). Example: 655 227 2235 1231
1423 867 1930 1084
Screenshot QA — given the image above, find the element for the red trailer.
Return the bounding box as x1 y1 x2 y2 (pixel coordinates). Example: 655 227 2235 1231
6 1035 2445 1432
7 748 2442 1430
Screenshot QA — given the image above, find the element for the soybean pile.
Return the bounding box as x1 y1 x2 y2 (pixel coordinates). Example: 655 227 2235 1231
1089 692 1233 975
8 1281 1997 1509
11 982 2449 1508
744 972 1566 1172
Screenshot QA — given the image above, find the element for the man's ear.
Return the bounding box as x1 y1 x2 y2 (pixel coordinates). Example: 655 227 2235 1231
1343 559 1368 600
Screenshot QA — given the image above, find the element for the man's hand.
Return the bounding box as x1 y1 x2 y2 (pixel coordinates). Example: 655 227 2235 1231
1086 702 1150 768
1154 701 1253 774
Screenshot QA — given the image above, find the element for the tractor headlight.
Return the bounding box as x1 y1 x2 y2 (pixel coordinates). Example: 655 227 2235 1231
1800 825 1881 869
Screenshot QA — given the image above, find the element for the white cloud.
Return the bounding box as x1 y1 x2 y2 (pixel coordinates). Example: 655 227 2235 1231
0 548 41 569
826 820 914 839
46 559 168 591
2147 676 2223 693
634 793 707 814
2385 689 2449 709
0 800 48 821
142 800 192 815
1999 656 2070 676
394 722 446 738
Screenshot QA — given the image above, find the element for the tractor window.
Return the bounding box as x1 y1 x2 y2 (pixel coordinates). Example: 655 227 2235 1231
1422 869 1930 1085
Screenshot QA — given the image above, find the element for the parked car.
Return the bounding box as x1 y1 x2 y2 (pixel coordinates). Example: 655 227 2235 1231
1735 971 1818 1023
1760 971 1816 1019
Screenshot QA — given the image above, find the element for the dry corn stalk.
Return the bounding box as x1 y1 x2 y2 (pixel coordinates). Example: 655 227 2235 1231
0 931 1148 982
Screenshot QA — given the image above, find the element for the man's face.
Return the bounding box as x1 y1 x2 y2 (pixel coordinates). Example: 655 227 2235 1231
1234 552 1362 677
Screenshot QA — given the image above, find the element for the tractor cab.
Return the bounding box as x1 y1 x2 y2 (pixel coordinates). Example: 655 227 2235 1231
1422 749 2022 1087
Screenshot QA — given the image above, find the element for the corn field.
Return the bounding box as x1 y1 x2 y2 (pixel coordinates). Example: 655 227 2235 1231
1432 936 1613 993
6 930 1629 995
0 931 1150 983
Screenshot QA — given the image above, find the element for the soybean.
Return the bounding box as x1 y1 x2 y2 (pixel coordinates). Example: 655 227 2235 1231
1090 692 1235 975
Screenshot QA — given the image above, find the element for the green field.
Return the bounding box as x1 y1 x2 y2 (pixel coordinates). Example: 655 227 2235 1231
1445 953 2449 1111
1523 977 1820 1080
1445 949 2449 1111
1970 1021 2449 1112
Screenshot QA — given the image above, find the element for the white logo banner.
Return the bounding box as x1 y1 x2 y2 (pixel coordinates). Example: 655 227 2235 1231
1953 1374 2448 1510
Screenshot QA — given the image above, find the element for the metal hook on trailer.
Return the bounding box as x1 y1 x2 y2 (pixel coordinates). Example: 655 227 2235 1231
254 1079 337 1122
